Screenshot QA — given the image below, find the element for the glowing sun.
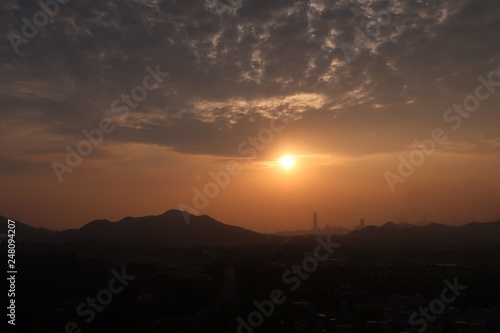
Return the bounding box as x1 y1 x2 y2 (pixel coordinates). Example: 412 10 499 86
279 155 295 170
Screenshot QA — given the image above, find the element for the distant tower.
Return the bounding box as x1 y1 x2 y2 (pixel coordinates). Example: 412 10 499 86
360 219 365 228
313 212 318 231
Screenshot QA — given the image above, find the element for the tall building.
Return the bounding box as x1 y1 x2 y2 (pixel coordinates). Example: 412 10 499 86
360 218 365 228
313 212 318 231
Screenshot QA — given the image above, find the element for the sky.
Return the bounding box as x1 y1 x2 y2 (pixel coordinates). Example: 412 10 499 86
1 0 500 232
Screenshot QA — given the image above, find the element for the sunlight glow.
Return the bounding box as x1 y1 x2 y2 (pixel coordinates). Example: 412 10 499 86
279 155 295 170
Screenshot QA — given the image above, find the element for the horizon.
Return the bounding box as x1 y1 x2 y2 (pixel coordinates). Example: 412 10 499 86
5 208 499 234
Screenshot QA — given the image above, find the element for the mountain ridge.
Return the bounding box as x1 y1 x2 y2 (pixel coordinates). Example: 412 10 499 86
0 210 277 246
348 219 500 244
3 212 500 246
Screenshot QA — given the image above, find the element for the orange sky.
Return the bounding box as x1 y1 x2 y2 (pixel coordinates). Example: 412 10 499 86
2 141 500 232
1 0 500 232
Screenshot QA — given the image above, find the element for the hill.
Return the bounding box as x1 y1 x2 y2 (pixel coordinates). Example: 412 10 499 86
347 220 500 244
0 210 278 247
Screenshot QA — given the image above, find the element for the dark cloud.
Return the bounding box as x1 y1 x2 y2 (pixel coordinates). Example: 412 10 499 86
1 0 500 167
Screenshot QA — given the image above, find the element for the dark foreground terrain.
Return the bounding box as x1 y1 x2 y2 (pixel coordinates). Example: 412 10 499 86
2 213 500 333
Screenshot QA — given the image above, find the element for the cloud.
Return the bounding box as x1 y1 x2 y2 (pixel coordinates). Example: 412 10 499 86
0 0 500 170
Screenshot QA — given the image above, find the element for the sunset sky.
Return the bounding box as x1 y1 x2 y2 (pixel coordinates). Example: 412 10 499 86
1 0 499 232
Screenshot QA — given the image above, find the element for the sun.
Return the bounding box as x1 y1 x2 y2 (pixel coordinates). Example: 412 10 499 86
279 155 295 170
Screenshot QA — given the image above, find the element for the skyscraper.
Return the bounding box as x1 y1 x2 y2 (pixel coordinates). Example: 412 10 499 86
360 218 365 228
313 212 318 231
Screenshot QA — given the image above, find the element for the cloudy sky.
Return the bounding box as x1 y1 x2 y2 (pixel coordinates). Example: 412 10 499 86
1 0 499 231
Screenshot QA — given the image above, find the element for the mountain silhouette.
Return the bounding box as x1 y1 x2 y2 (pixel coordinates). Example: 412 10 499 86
3 213 500 246
0 215 54 242
347 220 500 244
1 210 277 246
